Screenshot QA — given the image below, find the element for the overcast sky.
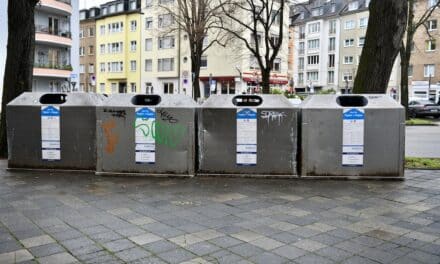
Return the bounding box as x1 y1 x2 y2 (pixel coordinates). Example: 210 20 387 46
80 0 109 9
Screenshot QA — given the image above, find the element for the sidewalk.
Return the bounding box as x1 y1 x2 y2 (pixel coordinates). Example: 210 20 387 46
0 161 439 264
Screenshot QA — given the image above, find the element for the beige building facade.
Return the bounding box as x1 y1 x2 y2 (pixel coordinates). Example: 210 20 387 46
79 7 99 92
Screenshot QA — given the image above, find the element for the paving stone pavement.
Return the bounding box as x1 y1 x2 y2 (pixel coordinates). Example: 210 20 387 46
0 162 440 263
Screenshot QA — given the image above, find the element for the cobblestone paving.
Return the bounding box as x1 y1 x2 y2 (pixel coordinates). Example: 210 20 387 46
0 163 440 263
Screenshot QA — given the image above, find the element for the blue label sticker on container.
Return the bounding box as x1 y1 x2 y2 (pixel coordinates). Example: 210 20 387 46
41 106 61 161
135 107 155 164
342 108 364 167
237 108 257 166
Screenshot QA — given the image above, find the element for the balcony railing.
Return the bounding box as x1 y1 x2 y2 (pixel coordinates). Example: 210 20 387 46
36 25 71 38
34 62 72 71
55 0 71 5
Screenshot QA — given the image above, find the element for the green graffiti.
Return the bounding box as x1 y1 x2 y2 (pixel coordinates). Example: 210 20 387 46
135 119 186 148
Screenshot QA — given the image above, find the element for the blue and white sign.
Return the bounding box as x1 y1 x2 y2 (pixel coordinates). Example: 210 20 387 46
237 108 257 166
135 107 156 164
41 106 61 161
342 108 365 167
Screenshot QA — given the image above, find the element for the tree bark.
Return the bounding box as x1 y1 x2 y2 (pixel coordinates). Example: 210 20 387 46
353 0 408 94
400 47 410 119
0 0 39 157
261 70 270 94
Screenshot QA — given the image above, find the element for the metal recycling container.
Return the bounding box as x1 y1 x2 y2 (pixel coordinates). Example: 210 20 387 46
301 94 405 178
96 94 197 176
198 95 299 177
7 92 105 171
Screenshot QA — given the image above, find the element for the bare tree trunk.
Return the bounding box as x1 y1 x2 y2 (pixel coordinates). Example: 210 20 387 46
0 0 39 158
261 70 270 94
353 0 408 93
400 47 410 119
191 59 201 99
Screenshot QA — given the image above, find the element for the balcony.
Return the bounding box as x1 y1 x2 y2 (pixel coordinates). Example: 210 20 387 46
36 25 72 47
33 61 72 78
38 0 72 16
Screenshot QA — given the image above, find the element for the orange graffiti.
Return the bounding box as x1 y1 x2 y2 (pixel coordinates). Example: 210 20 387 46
102 119 118 154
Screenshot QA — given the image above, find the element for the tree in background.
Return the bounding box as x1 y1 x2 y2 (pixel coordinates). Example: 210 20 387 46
0 0 40 157
353 0 408 94
219 0 286 94
400 0 440 119
159 0 233 99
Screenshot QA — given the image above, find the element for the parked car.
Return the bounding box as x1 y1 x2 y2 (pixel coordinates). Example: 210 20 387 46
408 100 440 118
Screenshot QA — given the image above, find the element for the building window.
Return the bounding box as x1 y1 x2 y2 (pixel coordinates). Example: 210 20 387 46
307 71 319 81
344 38 355 47
130 60 137 71
145 0 153 7
272 58 281 72
108 62 123 72
111 83 117 93
130 0 137 10
100 63 105 72
298 73 304 84
164 82 174 94
100 25 105 35
130 83 137 93
311 7 324 17
359 17 368 28
131 40 137 52
299 26 305 39
424 64 435 77
89 27 94 37
307 39 320 50
299 42 305 55
428 0 437 8
158 58 174 71
158 14 174 28
89 64 94 73
201 56 208 68
328 71 335 83
348 1 359 11
79 29 84 38
145 38 153 51
358 37 365 47
145 17 153 29
344 56 354 64
158 36 175 49
145 82 153 94
307 55 319 65
308 22 320 34
343 73 353 81
427 20 438 31
145 59 152 71
100 44 105 54
108 22 124 33
131 20 137 31
329 37 336 51
250 55 260 69
79 64 85 73
88 45 94 55
408 65 413 77
426 39 436 51
329 20 337 34
298 57 304 70
328 54 335 68
100 83 105 93
108 42 123 53
344 20 355 30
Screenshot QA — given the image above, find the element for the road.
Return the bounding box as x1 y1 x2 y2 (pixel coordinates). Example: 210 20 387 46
406 120 440 158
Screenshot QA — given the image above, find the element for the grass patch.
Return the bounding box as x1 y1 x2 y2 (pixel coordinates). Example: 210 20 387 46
405 118 437 126
405 157 440 169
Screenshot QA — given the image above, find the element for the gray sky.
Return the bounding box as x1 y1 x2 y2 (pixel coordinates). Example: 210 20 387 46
80 0 108 9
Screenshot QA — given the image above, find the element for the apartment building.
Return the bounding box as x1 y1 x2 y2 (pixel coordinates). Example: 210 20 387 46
33 0 79 92
291 0 348 93
410 0 440 101
138 0 289 96
96 0 142 94
79 7 100 92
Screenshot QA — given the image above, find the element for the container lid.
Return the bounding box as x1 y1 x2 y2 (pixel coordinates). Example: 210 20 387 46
301 94 404 109
201 94 294 109
101 94 198 108
7 92 106 106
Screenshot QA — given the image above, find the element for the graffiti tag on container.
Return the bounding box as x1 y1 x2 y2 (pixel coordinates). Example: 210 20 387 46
135 121 186 149
104 108 126 118
156 109 178 123
261 111 287 125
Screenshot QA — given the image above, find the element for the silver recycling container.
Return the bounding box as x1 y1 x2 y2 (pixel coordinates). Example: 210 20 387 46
7 92 105 171
96 94 197 176
198 95 299 177
301 94 405 178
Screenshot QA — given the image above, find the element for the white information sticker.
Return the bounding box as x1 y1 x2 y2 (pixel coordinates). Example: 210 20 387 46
135 107 155 164
41 106 61 161
342 108 365 167
237 108 257 166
